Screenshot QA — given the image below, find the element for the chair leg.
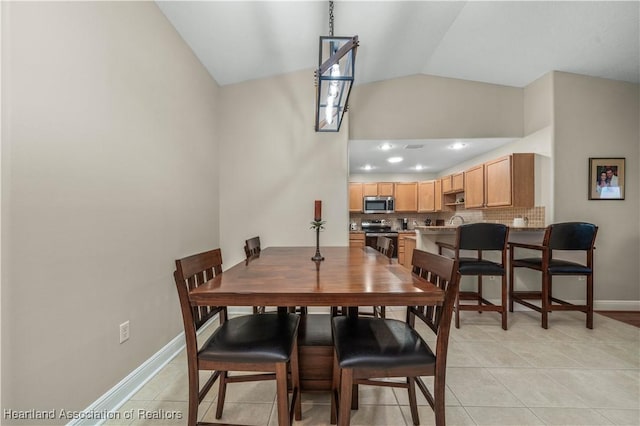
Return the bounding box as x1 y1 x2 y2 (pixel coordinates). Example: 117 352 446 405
455 291 461 329
586 274 594 329
330 353 340 425
541 273 549 329
215 371 228 419
433 371 446 426
290 341 302 421
407 377 420 426
338 369 354 426
501 274 508 330
508 261 515 313
187 367 199 426
477 275 483 313
275 362 290 426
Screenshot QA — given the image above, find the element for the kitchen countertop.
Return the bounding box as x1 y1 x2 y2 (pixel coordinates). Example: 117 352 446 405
414 225 546 232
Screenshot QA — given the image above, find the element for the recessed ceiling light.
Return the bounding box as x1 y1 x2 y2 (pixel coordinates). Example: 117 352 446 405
362 164 373 170
415 165 424 171
379 143 393 151
387 157 403 163
449 142 467 150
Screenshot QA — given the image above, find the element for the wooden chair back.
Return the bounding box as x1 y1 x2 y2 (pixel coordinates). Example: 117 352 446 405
376 236 393 258
409 249 459 338
174 249 226 354
244 236 261 265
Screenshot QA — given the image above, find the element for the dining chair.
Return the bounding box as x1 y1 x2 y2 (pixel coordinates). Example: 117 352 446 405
509 222 598 329
330 249 459 426
244 236 266 313
174 248 301 426
244 236 261 265
436 223 510 330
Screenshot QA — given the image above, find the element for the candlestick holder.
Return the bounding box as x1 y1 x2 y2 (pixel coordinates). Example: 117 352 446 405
310 220 326 261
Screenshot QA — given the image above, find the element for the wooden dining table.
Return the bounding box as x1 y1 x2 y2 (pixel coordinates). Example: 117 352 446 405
189 246 445 308
188 246 445 391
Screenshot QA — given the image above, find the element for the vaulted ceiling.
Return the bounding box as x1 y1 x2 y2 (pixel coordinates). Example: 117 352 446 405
158 1 639 173
158 1 639 88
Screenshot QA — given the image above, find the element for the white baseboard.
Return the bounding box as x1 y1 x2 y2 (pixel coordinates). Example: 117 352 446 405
509 300 640 311
68 315 221 426
68 332 186 426
594 300 640 311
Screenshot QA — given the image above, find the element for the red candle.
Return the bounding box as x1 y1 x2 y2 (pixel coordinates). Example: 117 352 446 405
314 200 322 221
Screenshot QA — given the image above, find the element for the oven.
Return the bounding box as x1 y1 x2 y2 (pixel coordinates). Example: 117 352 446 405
361 220 398 258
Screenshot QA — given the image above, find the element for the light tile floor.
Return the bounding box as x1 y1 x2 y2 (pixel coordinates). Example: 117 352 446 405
109 309 640 426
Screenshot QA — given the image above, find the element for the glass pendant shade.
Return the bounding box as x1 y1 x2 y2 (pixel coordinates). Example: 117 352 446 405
315 35 358 132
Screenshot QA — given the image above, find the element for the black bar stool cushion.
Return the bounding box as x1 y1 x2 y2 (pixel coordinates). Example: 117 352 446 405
199 313 300 363
514 257 593 274
332 316 435 369
458 258 506 275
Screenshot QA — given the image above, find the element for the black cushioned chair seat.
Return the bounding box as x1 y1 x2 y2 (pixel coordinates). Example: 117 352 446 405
298 314 333 346
458 258 505 275
332 316 434 369
199 313 300 363
513 258 593 274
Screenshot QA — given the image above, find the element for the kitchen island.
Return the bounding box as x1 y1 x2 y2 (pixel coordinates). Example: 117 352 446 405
413 224 546 253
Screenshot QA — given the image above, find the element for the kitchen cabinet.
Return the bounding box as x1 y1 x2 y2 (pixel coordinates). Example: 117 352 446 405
398 232 416 266
461 154 535 209
349 183 363 212
485 154 534 208
403 237 416 269
418 181 436 212
363 182 394 197
451 172 464 192
441 175 452 193
349 233 365 249
434 179 444 212
464 164 485 209
363 183 377 197
394 182 418 212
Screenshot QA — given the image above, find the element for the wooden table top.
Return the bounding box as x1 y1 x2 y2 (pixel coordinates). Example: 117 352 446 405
189 246 445 307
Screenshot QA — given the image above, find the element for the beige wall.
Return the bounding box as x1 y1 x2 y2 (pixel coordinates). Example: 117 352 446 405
217 70 349 268
553 72 640 303
1 1 220 418
349 74 524 140
1 2 638 421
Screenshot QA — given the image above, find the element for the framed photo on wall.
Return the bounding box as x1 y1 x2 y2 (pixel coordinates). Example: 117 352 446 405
589 157 625 200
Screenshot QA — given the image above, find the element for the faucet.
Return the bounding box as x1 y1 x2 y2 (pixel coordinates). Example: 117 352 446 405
449 215 465 225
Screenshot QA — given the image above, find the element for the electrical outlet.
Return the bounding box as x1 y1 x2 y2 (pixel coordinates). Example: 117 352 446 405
578 276 586 281
119 321 130 344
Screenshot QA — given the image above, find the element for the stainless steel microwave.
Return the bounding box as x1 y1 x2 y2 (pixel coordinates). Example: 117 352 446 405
363 196 395 214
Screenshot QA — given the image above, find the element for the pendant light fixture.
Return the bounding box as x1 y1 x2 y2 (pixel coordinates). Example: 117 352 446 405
314 1 358 132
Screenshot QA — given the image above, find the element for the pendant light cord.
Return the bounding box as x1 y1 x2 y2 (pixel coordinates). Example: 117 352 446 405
329 1 334 36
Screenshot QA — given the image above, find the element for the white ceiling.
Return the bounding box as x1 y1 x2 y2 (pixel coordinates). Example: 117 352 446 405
158 1 639 173
349 138 517 174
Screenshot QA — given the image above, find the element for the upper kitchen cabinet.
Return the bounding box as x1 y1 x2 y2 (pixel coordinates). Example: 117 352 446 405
485 154 534 208
451 172 464 192
394 182 418 212
349 183 364 212
464 164 485 209
418 181 435 212
363 182 394 197
464 153 534 208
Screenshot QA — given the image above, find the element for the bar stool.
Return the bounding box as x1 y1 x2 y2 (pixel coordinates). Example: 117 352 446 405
437 223 510 330
509 222 598 329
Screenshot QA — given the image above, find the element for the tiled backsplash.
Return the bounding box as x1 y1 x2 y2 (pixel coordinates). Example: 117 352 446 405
350 206 545 230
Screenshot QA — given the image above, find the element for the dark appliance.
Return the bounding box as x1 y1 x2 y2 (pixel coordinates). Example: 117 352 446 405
363 196 395 214
361 219 398 258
